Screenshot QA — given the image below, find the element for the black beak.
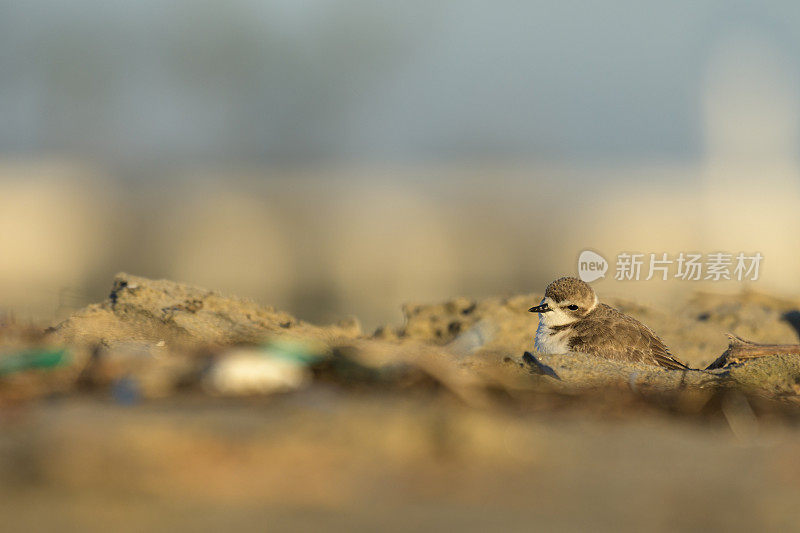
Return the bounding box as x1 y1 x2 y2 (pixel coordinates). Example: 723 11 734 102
529 303 552 313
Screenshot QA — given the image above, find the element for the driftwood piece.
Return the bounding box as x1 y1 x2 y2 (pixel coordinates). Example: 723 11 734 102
704 334 800 370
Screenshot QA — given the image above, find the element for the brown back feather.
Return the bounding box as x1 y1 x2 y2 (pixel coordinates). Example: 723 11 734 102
567 304 690 370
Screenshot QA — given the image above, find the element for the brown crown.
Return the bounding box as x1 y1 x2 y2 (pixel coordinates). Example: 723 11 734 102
544 276 595 303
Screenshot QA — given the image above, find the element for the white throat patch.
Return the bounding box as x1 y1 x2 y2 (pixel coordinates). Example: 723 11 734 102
537 297 575 327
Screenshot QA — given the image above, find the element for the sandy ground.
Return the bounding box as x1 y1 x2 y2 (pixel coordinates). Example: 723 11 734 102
2 273 800 531
2 395 800 532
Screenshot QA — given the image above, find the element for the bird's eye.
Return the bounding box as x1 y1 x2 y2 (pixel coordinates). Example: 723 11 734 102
567 304 579 310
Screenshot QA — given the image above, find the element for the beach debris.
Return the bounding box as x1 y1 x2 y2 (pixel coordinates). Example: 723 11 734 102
203 340 321 396
446 320 496 356
705 334 800 369
0 348 69 375
111 376 142 405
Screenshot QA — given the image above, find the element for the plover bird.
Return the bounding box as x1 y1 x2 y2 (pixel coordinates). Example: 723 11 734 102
529 276 689 369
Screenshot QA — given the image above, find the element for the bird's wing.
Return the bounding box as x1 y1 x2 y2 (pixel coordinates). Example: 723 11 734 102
569 305 690 370
636 328 690 370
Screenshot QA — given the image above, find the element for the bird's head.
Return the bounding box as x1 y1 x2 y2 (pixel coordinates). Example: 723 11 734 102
529 276 598 326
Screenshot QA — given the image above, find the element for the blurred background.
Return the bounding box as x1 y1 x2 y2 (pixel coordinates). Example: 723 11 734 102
2 0 800 328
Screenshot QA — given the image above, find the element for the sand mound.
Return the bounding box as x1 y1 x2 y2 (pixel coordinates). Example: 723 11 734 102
30 274 800 399
50 272 362 348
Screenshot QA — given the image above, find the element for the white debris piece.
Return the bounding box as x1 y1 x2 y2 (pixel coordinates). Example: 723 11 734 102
204 348 311 396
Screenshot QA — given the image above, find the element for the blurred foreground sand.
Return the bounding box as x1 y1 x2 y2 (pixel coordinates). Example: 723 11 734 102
1 395 799 532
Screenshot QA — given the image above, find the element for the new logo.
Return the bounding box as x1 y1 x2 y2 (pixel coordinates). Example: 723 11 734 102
578 250 608 282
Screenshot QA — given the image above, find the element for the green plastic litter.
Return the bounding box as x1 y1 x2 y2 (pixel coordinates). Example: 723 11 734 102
0 348 70 376
261 340 322 365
